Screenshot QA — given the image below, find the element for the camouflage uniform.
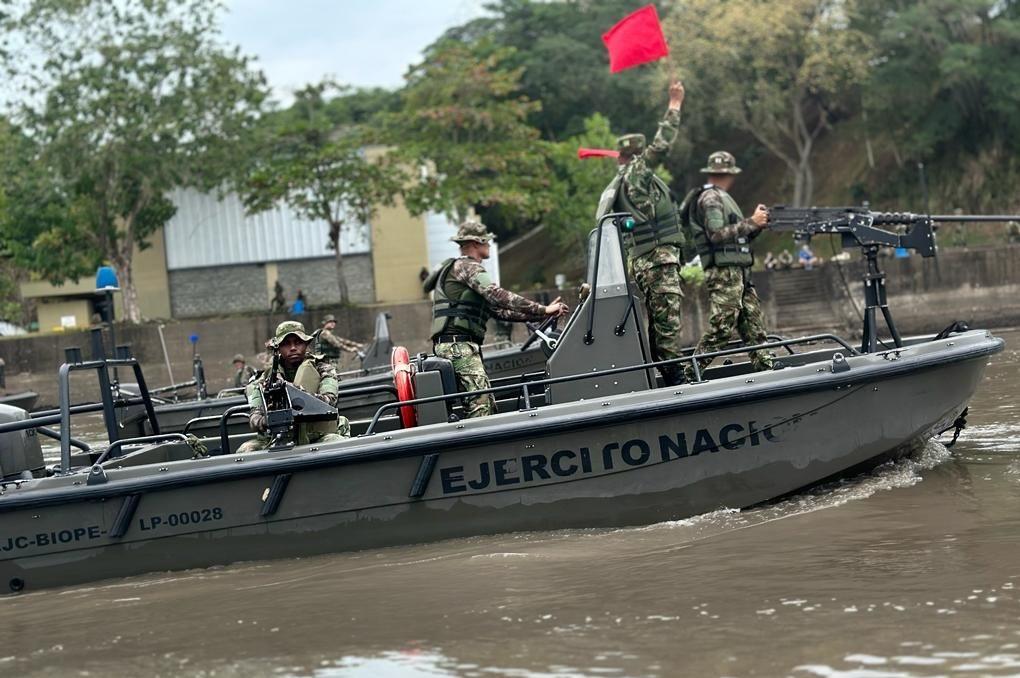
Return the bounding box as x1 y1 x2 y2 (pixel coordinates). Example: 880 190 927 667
315 314 364 367
597 108 686 385
232 354 256 388
687 152 774 380
427 221 550 418
237 321 351 453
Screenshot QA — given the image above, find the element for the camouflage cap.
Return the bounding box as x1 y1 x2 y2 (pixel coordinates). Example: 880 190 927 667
322 314 336 324
269 320 313 347
616 133 645 155
231 353 245 363
451 220 495 244
700 151 742 175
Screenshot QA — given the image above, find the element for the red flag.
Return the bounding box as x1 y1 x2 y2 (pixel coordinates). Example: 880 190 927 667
601 5 669 73
578 147 620 160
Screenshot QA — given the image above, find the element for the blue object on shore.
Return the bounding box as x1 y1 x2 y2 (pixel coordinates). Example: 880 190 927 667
894 247 909 258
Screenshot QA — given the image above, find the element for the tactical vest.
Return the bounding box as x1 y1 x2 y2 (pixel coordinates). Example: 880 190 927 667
614 173 686 259
315 331 341 361
690 185 754 268
429 258 490 342
292 359 338 443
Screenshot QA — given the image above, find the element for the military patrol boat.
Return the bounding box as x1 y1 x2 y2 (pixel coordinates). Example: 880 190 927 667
0 211 1004 592
118 311 549 438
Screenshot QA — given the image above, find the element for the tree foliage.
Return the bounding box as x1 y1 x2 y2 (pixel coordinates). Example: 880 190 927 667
1 0 267 322
242 81 401 303
384 39 553 227
544 113 623 254
858 0 1020 210
666 0 873 206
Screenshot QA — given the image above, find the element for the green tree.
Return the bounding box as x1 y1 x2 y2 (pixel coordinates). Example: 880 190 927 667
667 0 873 206
859 0 1020 210
545 113 622 253
438 0 663 141
2 0 267 322
384 39 553 228
242 82 401 303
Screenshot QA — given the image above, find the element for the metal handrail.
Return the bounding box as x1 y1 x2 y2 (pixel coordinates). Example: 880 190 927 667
218 405 253 456
36 426 91 452
363 333 855 435
93 433 191 466
55 356 161 475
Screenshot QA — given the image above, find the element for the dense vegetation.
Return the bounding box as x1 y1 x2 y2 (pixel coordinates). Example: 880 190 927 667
2 0 1017 321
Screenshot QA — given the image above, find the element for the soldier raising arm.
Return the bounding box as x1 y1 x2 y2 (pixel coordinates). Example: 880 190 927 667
596 79 688 387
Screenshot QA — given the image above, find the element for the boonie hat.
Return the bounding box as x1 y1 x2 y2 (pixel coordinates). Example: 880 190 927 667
269 320 314 347
700 150 742 174
451 220 495 244
231 353 245 363
322 314 336 324
616 133 645 155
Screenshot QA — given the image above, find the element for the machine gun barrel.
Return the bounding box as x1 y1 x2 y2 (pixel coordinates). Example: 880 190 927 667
928 214 1020 222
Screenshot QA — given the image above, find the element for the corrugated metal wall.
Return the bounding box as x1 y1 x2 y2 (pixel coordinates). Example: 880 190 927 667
164 188 370 270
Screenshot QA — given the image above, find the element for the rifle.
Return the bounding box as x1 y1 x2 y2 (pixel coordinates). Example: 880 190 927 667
768 206 1020 258
256 350 339 450
258 350 295 448
766 206 1020 353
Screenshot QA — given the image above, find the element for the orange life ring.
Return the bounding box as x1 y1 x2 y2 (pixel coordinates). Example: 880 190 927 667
391 346 417 428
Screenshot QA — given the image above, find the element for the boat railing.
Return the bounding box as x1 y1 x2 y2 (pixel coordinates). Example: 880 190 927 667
363 333 855 435
216 387 246 399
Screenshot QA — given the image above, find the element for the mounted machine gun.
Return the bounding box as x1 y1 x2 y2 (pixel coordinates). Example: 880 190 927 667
767 206 1020 353
256 352 339 450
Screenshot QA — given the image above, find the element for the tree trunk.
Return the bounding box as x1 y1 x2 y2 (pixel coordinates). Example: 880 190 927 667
330 221 350 304
111 226 142 324
111 253 141 324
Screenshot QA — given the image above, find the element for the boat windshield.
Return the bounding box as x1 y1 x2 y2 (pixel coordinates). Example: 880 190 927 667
585 222 627 296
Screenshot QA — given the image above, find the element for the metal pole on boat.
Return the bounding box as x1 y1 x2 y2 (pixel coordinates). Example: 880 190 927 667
157 324 176 388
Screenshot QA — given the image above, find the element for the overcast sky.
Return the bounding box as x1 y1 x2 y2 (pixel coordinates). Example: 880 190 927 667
222 0 489 100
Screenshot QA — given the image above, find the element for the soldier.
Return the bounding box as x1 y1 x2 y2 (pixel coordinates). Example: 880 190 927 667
231 353 256 388
1007 221 1020 244
596 79 687 386
425 220 568 418
315 314 365 368
685 151 774 380
237 321 350 453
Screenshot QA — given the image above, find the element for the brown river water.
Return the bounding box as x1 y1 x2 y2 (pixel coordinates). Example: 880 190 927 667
2 331 1018 677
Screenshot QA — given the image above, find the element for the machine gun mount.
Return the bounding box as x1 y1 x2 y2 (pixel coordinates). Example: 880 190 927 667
768 206 1020 353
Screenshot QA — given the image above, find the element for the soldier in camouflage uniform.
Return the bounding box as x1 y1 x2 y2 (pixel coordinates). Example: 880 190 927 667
231 353 256 388
596 79 687 386
425 221 569 418
315 314 365 368
685 151 774 381
237 321 351 453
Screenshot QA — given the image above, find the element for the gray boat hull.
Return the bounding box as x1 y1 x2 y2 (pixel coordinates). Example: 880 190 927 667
0 331 1002 592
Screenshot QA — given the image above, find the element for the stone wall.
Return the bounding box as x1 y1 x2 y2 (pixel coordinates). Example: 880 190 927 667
167 254 375 318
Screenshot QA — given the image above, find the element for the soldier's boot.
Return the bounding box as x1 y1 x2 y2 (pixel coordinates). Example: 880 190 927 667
659 363 686 387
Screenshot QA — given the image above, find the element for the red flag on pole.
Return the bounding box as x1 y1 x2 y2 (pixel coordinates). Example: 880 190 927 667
578 147 620 160
601 5 669 73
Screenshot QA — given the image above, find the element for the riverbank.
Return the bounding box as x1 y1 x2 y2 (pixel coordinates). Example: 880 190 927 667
2 244 1017 408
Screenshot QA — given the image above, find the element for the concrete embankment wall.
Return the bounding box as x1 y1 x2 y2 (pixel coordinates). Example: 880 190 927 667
3 245 1017 408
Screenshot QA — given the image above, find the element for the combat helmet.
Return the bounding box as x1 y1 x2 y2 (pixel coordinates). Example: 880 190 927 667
269 320 314 348
231 353 245 363
451 220 495 244
321 314 336 325
700 151 742 174
616 133 646 157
